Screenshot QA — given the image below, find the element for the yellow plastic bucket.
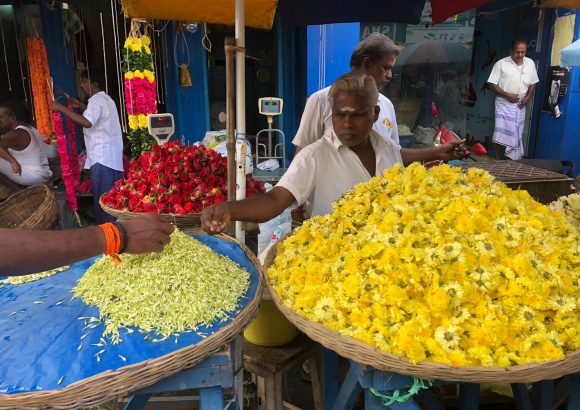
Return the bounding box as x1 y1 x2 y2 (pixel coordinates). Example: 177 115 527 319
243 290 298 346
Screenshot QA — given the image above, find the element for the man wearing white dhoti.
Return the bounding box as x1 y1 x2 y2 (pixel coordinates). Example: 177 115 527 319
487 38 539 160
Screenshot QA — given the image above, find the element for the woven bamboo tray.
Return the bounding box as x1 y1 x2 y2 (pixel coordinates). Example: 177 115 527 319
0 231 262 409
0 184 58 230
100 195 201 229
263 242 580 384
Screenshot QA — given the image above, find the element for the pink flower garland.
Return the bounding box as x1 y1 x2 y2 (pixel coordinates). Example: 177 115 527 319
124 77 157 115
52 109 79 213
65 110 80 187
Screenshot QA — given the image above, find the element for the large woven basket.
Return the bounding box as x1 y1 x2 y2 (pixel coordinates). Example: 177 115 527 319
0 230 262 409
263 241 580 384
0 185 58 230
100 195 201 229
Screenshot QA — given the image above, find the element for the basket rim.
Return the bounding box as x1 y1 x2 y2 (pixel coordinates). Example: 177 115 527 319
263 240 580 384
0 231 262 409
99 195 202 219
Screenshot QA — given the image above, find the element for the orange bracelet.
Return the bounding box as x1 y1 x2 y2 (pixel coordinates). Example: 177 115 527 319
99 223 122 256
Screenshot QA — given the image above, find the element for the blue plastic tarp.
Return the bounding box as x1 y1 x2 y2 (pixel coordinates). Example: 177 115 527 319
0 234 260 394
561 39 580 67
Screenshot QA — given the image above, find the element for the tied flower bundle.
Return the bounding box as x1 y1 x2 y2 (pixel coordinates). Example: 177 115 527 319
26 37 53 141
123 34 156 159
102 141 264 214
268 163 579 368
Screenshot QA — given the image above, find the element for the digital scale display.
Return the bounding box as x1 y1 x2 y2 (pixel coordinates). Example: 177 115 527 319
150 116 173 129
147 113 175 145
258 97 283 116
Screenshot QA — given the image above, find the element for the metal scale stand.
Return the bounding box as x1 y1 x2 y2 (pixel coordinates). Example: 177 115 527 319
253 97 287 183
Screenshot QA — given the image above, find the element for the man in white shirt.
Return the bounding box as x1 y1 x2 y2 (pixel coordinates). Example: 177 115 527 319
293 33 465 165
487 38 539 160
201 74 464 233
52 71 124 223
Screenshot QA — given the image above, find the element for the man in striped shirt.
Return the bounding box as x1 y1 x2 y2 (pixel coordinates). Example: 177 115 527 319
52 70 124 223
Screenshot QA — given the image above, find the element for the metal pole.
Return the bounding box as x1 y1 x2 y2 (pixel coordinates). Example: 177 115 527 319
235 0 246 243
225 37 236 203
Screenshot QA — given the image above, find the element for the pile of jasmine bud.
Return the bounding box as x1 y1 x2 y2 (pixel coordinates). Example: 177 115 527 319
74 229 250 344
1 266 70 285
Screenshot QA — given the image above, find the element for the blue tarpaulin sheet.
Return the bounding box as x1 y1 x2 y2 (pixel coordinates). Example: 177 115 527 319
0 234 260 394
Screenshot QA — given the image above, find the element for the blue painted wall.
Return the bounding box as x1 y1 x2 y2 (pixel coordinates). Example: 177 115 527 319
534 9 580 176
163 23 210 145
306 23 360 95
39 6 76 98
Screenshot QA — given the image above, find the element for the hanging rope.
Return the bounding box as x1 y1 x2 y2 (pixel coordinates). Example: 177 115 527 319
11 1 27 101
369 378 432 407
99 12 108 94
318 24 326 90
110 0 127 132
80 10 90 85
202 23 212 53
0 16 12 92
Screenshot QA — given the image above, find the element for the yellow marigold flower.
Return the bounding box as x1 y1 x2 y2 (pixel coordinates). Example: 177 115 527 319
138 114 148 129
142 35 151 46
267 164 579 368
124 71 135 80
128 115 139 130
143 69 156 83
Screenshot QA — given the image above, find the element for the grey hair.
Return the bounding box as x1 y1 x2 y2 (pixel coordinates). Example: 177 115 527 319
350 33 401 68
329 73 379 110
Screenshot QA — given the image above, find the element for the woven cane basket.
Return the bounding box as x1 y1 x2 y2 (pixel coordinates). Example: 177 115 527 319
0 185 58 230
263 242 580 384
100 195 201 229
0 231 262 410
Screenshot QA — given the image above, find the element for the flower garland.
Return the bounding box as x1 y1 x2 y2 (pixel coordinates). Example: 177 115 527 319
25 37 53 142
123 33 157 159
268 163 579 368
52 106 80 216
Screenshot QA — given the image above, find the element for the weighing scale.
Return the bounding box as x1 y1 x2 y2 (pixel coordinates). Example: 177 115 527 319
147 113 175 145
253 97 287 183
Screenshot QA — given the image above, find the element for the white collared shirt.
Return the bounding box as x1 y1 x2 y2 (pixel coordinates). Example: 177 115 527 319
292 86 400 149
487 56 539 95
279 129 403 217
83 91 124 171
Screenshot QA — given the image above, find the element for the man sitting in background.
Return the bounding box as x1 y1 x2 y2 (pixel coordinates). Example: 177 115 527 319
0 101 52 200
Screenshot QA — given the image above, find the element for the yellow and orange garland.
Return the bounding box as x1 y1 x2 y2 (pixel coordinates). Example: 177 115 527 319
26 37 53 143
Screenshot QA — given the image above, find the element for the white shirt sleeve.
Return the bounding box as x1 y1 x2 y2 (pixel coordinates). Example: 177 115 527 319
487 60 502 85
292 93 326 149
529 60 539 84
83 96 102 127
276 147 318 208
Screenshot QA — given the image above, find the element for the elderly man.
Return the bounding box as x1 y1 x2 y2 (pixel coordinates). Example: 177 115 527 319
201 73 464 232
293 33 465 165
487 37 539 160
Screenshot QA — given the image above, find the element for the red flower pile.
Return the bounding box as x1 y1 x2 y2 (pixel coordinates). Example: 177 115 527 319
101 142 264 214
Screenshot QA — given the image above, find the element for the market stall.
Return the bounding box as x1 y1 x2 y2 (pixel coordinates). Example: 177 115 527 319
0 232 262 408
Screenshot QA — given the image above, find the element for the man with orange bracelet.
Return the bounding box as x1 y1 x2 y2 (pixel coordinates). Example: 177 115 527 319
0 213 174 276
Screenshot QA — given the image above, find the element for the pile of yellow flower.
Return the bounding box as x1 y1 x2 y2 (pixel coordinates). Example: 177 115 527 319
268 163 579 367
550 193 580 229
